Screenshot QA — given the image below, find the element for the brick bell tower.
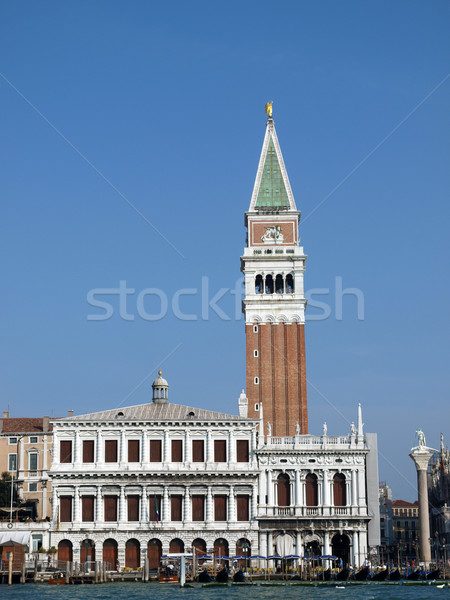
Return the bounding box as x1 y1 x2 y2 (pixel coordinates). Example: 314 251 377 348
241 108 308 436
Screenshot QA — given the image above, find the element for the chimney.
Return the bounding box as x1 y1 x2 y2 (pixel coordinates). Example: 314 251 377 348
0 418 3 433
42 416 50 432
67 410 74 418
3 410 9 419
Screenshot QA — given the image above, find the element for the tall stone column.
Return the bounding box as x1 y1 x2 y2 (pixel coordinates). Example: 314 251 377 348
410 449 433 564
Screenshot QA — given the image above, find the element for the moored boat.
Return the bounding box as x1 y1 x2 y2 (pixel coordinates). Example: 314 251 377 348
353 566 369 581
389 568 401 580
215 568 229 583
371 568 388 581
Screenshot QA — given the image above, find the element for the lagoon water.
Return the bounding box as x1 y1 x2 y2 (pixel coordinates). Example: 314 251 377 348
1 582 447 600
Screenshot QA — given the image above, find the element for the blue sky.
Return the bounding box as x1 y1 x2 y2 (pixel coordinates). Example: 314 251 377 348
0 1 448 501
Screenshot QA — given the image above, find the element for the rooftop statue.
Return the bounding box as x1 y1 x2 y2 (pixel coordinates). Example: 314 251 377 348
265 101 273 118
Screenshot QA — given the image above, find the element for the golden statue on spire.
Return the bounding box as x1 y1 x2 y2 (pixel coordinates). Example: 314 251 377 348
265 101 273 118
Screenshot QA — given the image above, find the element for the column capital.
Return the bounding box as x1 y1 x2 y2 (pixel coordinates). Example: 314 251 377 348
409 450 433 471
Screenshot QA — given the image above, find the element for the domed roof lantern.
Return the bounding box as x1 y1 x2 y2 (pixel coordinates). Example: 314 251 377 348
152 370 169 404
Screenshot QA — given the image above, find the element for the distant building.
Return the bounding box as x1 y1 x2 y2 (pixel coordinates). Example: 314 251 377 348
0 411 56 551
392 499 419 559
379 482 393 547
428 433 450 560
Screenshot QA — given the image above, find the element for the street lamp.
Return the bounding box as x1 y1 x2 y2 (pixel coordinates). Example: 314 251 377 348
434 532 439 566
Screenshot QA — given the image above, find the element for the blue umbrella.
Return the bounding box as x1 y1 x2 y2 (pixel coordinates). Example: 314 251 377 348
216 556 230 560
233 555 247 560
319 555 338 560
267 555 281 559
198 554 212 559
249 555 266 559
285 554 300 559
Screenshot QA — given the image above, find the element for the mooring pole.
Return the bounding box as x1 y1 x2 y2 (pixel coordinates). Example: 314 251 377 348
8 552 13 586
179 556 186 587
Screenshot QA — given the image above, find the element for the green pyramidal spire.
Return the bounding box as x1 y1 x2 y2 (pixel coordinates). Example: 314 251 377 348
255 137 290 208
249 116 297 211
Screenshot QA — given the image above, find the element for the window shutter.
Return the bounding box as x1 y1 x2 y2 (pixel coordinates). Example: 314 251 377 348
214 495 227 521
236 440 249 462
214 440 227 462
192 440 204 462
191 495 205 521
171 439 183 462
60 440 72 463
82 440 95 463
104 440 118 462
277 474 290 506
149 440 162 462
127 495 140 521
305 474 318 506
128 440 140 462
60 496 72 522
171 495 182 521
81 496 94 522
333 474 346 506
104 496 118 521
236 495 249 521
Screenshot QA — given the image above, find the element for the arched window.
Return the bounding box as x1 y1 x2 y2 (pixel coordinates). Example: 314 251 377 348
286 274 294 293
192 538 207 564
277 473 291 506
214 538 229 566
265 275 274 294
333 473 346 506
275 274 284 294
255 274 263 294
305 473 318 506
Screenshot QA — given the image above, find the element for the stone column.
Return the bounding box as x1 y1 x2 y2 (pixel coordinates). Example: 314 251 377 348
228 487 235 522
96 486 103 523
96 430 103 464
296 531 302 557
119 486 127 522
260 532 268 558
74 487 81 523
352 531 359 567
259 470 266 508
120 430 127 464
229 430 236 463
295 470 301 506
142 431 148 464
267 470 273 507
185 430 191 463
163 431 170 463
323 531 331 555
140 488 147 522
206 487 213 523
251 428 257 466
52 487 58 523
207 430 213 463
163 487 169 522
410 449 433 564
184 488 191 522
351 469 358 507
322 469 330 509
74 430 81 465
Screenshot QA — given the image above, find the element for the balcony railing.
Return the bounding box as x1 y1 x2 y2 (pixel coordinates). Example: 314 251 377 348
257 505 365 518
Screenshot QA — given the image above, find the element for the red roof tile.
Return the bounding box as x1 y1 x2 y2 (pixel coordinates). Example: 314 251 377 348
392 499 418 507
1 418 53 433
